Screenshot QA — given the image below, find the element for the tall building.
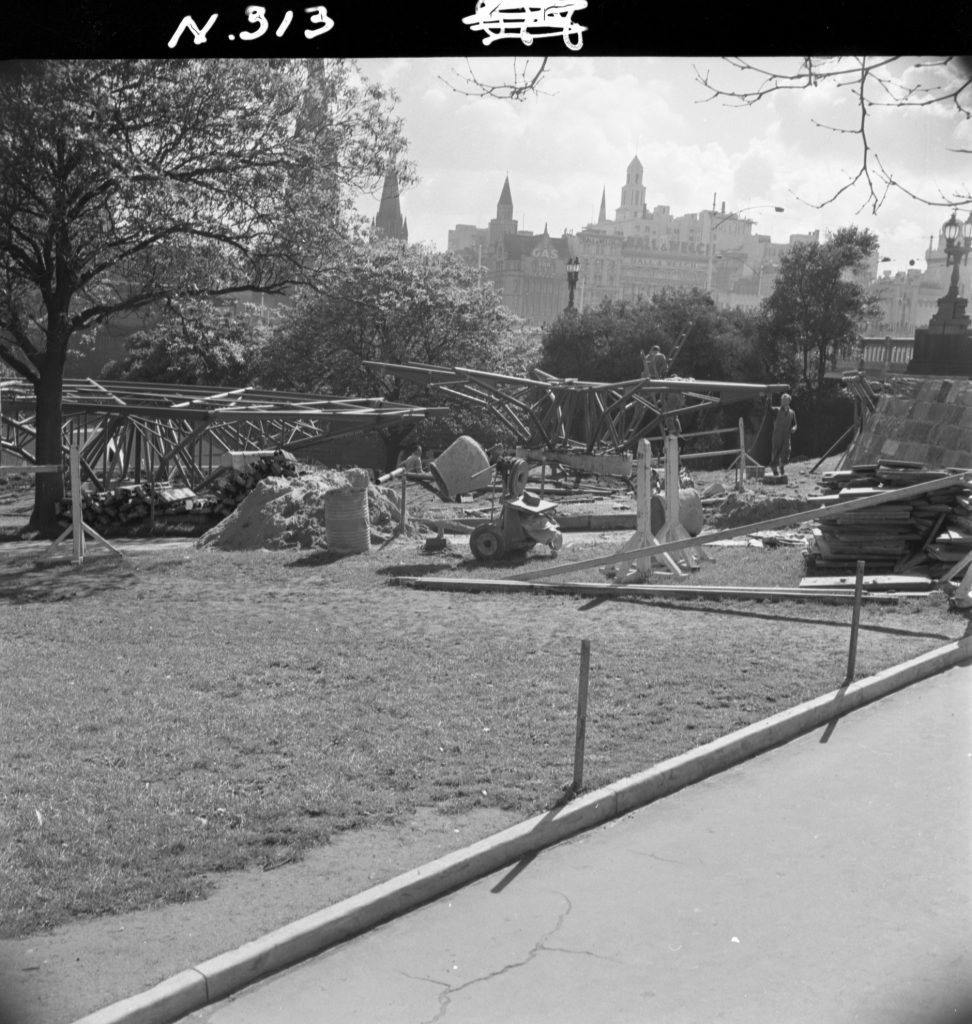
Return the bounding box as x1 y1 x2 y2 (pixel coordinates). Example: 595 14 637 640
373 166 408 242
448 176 572 326
448 157 799 323
573 158 795 311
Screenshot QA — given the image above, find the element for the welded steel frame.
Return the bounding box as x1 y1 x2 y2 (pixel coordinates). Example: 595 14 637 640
363 361 788 456
0 378 445 490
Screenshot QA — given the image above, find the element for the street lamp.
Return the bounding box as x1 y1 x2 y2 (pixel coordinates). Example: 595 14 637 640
941 210 972 300
566 256 580 310
705 204 784 292
926 209 972 332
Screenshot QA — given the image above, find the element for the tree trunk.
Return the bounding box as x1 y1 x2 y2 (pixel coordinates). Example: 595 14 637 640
29 363 66 534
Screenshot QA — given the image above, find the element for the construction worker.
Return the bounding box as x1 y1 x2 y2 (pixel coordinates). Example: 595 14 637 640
402 444 424 474
642 345 669 379
771 394 798 476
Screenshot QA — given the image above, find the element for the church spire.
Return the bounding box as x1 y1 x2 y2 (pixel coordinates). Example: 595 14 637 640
374 165 407 241
489 174 518 246
497 175 514 221
597 187 607 225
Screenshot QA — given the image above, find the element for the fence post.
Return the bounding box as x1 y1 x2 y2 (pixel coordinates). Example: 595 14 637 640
70 444 85 565
400 472 407 535
845 560 866 682
736 417 746 490
572 640 591 793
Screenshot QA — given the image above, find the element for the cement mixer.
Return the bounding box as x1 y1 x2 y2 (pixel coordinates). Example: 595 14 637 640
468 456 563 561
428 436 563 561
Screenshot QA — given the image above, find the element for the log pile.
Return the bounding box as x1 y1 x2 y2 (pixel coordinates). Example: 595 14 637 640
56 450 301 529
209 450 300 516
806 461 972 577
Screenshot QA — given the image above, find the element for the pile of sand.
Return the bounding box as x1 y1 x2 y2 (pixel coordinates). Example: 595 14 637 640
196 468 408 552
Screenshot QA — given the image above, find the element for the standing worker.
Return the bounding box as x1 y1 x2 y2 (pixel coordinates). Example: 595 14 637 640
402 444 424 474
642 345 669 379
771 393 798 477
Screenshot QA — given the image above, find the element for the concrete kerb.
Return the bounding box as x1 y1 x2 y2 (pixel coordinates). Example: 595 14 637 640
72 635 972 1024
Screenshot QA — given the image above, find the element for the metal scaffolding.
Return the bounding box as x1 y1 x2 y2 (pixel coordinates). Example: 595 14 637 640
364 361 788 456
0 378 445 491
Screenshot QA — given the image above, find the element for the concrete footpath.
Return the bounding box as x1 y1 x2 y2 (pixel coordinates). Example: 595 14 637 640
170 659 972 1024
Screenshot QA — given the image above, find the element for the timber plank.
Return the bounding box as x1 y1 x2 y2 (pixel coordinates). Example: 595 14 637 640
798 574 933 591
390 577 900 603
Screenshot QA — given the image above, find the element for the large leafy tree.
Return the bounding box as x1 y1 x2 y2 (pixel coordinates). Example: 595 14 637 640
0 58 407 528
539 290 772 444
761 226 879 399
258 240 534 465
540 289 765 384
100 298 276 388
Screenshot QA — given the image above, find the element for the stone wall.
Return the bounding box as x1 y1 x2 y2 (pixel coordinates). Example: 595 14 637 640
846 377 972 469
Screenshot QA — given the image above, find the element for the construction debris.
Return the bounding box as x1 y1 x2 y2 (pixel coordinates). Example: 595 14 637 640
56 450 301 530
805 461 972 578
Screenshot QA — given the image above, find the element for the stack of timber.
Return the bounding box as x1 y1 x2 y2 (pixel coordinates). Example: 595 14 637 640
56 482 215 529
56 450 300 529
805 460 972 577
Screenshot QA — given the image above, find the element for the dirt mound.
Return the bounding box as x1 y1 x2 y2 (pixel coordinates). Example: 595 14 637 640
709 491 821 530
196 468 406 551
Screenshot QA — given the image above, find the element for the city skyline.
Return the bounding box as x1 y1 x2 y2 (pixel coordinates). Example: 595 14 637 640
356 57 971 275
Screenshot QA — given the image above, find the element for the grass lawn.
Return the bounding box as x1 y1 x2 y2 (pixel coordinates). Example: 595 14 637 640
0 532 964 938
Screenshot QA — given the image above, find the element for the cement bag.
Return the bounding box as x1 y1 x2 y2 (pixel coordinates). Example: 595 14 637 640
324 474 371 554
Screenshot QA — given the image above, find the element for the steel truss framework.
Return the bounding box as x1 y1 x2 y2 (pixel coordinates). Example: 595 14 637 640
0 379 444 491
364 361 788 455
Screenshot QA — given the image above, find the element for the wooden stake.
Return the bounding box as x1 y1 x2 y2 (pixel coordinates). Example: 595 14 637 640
71 443 84 564
400 472 407 535
40 445 123 566
635 439 650 579
845 560 866 682
148 434 156 534
573 640 591 793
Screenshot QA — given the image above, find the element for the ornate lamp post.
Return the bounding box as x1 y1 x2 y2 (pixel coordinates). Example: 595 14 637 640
928 210 972 329
908 209 972 374
566 256 580 310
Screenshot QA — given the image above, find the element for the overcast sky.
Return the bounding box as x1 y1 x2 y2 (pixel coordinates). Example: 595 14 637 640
355 56 971 275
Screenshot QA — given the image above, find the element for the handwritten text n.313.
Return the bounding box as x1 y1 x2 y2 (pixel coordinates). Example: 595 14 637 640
168 5 335 47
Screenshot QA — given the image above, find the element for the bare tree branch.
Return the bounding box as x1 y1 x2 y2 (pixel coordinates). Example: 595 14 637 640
440 58 550 102
693 56 972 212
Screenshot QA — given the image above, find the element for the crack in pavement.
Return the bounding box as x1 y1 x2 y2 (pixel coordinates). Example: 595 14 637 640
419 891 574 1024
